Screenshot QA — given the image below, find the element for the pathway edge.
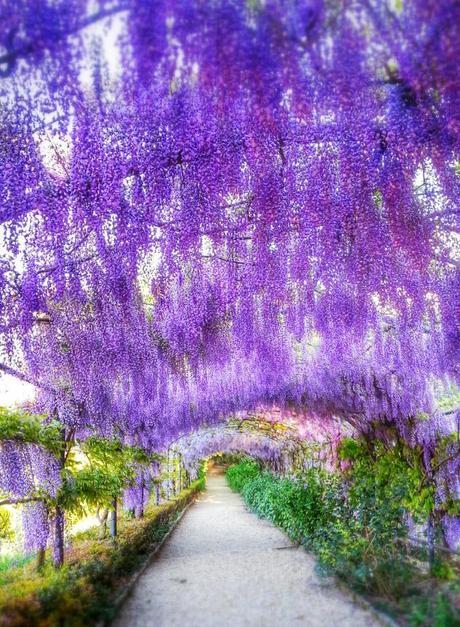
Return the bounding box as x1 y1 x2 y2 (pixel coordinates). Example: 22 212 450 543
334 579 400 627
100 493 200 627
242 500 400 627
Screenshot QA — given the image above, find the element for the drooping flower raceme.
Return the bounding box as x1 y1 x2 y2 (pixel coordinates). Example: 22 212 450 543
0 0 459 545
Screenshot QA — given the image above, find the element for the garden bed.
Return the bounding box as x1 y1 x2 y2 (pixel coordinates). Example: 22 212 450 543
0 479 204 627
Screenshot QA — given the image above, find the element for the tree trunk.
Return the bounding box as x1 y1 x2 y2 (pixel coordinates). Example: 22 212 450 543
36 547 46 571
53 505 65 568
53 425 67 568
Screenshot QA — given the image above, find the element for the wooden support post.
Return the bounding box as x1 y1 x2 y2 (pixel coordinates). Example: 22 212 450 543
167 448 171 499
110 497 117 538
138 477 145 517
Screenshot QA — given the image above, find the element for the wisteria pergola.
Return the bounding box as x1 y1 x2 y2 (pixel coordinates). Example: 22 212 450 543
172 414 319 475
0 1 460 551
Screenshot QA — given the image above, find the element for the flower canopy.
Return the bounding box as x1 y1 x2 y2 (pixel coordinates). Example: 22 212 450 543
0 1 459 479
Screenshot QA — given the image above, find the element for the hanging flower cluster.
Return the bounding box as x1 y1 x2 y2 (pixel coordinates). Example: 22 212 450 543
0 441 61 499
22 501 49 555
0 1 459 537
122 467 151 517
0 440 60 555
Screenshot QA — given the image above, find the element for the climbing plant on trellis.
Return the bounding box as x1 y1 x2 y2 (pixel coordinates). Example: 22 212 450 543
0 0 459 560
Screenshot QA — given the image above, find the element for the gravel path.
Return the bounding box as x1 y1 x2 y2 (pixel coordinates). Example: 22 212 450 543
113 467 384 627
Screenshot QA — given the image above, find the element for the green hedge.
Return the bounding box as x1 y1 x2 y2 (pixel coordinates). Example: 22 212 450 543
0 478 204 626
227 462 460 627
226 459 260 492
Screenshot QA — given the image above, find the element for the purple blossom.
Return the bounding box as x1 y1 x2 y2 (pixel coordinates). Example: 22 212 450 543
22 501 49 555
0 0 458 526
442 515 460 551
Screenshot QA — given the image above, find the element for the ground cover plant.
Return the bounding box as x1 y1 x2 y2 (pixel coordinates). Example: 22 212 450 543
227 455 460 627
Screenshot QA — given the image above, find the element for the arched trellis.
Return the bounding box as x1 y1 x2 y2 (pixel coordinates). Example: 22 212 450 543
166 415 341 481
0 0 459 565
